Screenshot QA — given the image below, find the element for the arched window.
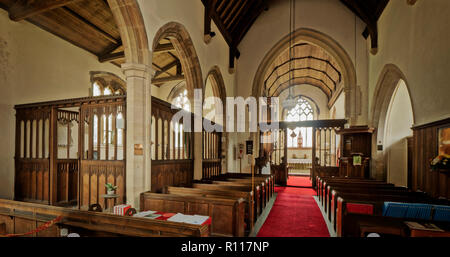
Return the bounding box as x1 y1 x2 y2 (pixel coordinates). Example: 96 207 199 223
172 89 190 111
93 82 102 97
285 98 314 148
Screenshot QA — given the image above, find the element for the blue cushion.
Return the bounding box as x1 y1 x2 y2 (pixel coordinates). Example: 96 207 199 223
383 202 409 218
433 205 450 222
405 204 433 220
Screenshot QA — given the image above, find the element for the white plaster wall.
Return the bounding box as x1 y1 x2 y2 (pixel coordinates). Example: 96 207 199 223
331 92 346 119
0 9 124 199
384 81 414 187
369 0 450 126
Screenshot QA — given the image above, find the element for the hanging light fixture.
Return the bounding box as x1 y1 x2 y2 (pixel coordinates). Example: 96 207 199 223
282 0 297 111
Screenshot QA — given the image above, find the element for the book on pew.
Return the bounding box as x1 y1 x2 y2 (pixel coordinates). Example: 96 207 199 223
167 213 209 225
133 210 161 219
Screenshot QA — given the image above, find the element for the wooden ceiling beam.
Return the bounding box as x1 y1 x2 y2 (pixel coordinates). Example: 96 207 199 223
203 0 217 43
223 0 242 26
8 0 80 21
154 60 181 78
99 51 124 63
227 0 248 29
154 43 175 53
234 0 266 46
151 75 185 85
61 6 119 45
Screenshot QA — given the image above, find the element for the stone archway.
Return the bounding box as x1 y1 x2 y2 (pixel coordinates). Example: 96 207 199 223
152 22 203 99
252 28 357 124
108 0 152 208
370 64 416 180
205 66 228 174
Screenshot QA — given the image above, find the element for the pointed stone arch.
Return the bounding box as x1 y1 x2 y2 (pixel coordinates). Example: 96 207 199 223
252 28 357 123
152 22 203 99
370 64 416 180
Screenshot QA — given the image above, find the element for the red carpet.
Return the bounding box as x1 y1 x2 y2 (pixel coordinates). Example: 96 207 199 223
257 176 329 237
287 175 313 187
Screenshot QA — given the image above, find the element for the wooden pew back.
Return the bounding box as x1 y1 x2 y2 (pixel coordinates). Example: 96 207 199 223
140 192 246 237
0 199 209 237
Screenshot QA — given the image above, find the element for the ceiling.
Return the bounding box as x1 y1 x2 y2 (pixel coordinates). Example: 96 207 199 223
264 42 342 101
0 0 125 66
0 0 390 73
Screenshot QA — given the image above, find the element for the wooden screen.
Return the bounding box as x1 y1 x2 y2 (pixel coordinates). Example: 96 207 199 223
14 96 127 210
202 129 222 179
151 97 194 193
15 108 51 204
79 99 126 209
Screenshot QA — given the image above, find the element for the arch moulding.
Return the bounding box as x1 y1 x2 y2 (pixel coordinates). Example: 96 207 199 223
370 63 416 180
251 28 358 124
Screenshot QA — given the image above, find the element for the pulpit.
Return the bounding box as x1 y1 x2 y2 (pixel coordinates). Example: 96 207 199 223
337 126 374 179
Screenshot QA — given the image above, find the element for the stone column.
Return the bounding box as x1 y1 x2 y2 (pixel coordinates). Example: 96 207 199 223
122 63 153 208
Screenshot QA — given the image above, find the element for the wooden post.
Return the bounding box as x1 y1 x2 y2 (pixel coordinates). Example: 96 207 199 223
49 108 58 205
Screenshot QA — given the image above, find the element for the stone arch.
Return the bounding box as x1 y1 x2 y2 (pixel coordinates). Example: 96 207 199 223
108 0 150 66
205 66 227 105
370 64 415 180
252 28 357 123
152 22 203 99
205 66 228 174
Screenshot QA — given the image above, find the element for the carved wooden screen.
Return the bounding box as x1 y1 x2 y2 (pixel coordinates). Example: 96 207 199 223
151 97 194 193
202 128 222 179
79 97 126 210
15 107 51 204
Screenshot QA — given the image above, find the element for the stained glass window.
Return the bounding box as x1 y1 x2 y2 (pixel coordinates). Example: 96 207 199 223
286 98 314 148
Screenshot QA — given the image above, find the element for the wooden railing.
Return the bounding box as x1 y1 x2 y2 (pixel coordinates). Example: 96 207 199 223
202 130 222 179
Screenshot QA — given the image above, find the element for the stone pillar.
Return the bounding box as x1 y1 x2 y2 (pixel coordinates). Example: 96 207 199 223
122 63 153 208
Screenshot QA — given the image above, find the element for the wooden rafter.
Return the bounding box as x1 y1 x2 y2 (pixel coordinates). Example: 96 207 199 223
8 0 80 21
151 75 185 85
154 43 175 53
154 60 182 78
99 51 124 63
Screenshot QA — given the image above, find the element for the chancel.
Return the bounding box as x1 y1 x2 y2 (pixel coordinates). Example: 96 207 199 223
0 0 449 240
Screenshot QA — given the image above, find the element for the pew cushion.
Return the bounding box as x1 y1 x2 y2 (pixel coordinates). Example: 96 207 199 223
383 202 409 218
433 206 450 222
347 203 374 215
405 204 433 220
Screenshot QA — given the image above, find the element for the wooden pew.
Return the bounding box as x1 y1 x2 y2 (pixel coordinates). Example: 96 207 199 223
210 180 266 210
220 174 274 199
140 192 246 237
324 183 404 212
203 175 272 205
164 186 255 233
335 194 449 237
192 183 262 218
320 180 394 204
330 191 429 230
0 199 209 237
327 186 414 220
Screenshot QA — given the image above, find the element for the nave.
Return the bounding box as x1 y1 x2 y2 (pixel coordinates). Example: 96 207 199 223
257 176 329 237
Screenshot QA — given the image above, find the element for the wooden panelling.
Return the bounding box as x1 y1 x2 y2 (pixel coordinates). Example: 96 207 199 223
79 160 125 209
0 199 209 237
412 118 450 200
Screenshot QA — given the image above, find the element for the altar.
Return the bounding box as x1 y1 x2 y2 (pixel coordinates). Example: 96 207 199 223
287 159 312 170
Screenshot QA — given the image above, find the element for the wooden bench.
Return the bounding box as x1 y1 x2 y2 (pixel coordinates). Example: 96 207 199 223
192 183 262 218
140 192 246 237
0 199 209 237
164 186 255 233
220 174 274 199
320 180 394 204
335 195 450 237
210 180 267 210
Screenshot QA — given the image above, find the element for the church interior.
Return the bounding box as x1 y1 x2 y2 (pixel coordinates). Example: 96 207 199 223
0 0 450 239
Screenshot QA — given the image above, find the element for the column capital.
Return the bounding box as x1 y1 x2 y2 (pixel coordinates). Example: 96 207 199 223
122 63 154 79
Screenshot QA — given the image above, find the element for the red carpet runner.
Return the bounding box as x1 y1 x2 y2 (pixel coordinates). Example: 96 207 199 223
257 176 330 237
